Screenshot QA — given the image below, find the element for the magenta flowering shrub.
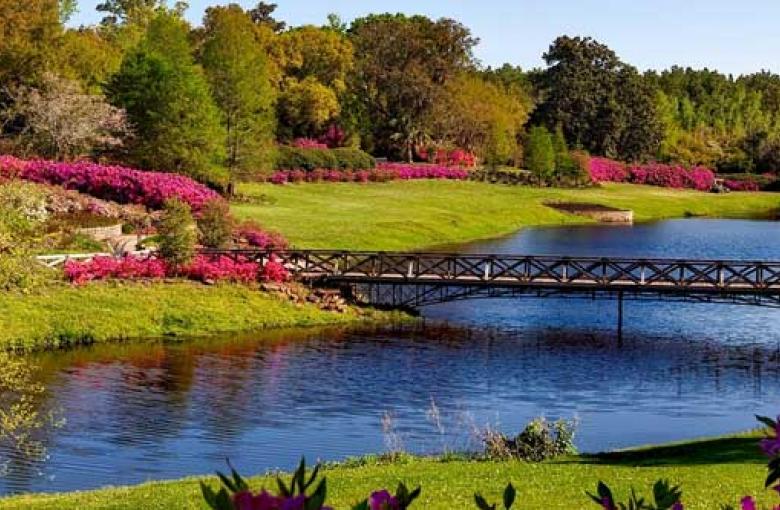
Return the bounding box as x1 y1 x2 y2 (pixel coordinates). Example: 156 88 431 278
725 179 761 192
589 157 716 191
202 458 420 510
63 254 289 285
0 156 221 212
268 164 469 185
64 256 167 285
416 145 477 167
588 157 630 183
293 138 330 150
318 125 346 148
236 225 289 250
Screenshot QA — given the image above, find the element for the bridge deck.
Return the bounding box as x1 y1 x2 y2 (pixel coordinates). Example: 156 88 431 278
209 249 780 298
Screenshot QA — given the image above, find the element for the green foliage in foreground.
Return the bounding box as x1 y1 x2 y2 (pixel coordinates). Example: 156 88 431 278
232 181 780 251
0 282 379 351
0 435 771 510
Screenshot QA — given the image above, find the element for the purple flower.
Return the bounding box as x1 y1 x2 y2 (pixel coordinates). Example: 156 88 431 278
741 496 757 510
601 496 617 510
672 502 684 510
760 418 780 457
369 490 400 510
281 495 306 510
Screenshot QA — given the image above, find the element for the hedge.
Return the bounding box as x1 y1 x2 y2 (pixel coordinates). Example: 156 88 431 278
275 146 376 171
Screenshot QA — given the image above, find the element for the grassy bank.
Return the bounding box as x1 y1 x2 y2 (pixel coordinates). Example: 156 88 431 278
0 282 386 351
0 435 771 509
232 181 780 250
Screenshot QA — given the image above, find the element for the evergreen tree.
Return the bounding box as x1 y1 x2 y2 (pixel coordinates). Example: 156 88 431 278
107 12 227 186
525 126 556 183
200 4 276 179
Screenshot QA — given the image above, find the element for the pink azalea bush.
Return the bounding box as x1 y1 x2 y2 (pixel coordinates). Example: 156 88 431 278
293 138 330 150
724 179 761 192
0 156 221 212
416 146 477 167
589 157 716 191
268 164 469 185
234 223 289 250
64 254 289 285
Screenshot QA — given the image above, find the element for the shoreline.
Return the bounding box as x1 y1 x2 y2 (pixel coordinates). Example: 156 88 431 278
0 433 768 509
0 281 408 353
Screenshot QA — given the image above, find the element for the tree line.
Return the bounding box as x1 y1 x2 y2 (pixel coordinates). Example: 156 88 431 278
2 0 780 188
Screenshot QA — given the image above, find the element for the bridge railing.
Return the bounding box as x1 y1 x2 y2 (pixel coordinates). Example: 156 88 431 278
204 249 780 294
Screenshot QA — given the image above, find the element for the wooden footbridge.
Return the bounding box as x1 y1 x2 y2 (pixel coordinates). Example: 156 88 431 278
208 249 780 310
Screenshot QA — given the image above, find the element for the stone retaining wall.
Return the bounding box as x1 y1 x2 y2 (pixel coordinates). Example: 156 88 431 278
76 224 123 241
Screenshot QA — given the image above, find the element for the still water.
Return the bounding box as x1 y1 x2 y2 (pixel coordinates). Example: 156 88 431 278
4 219 780 494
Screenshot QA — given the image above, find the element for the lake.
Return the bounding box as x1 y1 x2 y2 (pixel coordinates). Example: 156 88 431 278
3 218 780 494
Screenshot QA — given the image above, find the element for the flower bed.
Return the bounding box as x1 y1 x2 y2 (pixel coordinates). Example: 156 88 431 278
589 157 716 191
268 163 470 184
0 156 221 212
64 254 288 285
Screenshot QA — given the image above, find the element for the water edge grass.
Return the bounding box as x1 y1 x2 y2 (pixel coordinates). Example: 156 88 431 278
0 434 771 509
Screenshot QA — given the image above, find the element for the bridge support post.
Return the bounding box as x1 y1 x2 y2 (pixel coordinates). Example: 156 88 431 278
617 291 624 346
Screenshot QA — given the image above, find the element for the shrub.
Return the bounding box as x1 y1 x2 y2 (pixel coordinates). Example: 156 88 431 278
525 126 556 183
268 164 469 184
293 138 328 149
63 254 289 285
197 199 234 249
332 148 376 170
235 223 289 250
589 157 717 192
589 157 629 182
158 199 196 269
201 458 420 510
275 146 375 171
0 181 49 223
483 417 577 462
0 156 222 212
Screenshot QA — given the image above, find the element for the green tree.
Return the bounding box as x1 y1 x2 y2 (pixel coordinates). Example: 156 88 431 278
158 198 196 269
277 77 340 139
97 0 164 26
58 28 122 93
533 36 662 161
552 125 577 176
349 13 478 160
273 25 353 140
0 0 62 86
200 4 276 179
247 2 286 33
525 126 555 183
429 73 530 165
107 12 226 186
196 199 233 249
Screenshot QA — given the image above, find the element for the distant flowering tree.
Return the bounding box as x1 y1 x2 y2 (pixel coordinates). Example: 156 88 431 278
6 72 129 161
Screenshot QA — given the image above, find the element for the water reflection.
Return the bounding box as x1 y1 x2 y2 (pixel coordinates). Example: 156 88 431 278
3 322 779 494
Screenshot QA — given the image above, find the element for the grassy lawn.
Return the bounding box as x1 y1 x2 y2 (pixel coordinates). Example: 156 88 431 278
0 435 772 510
0 282 385 351
232 181 780 250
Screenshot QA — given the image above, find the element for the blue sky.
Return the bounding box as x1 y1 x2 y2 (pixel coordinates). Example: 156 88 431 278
71 0 780 75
